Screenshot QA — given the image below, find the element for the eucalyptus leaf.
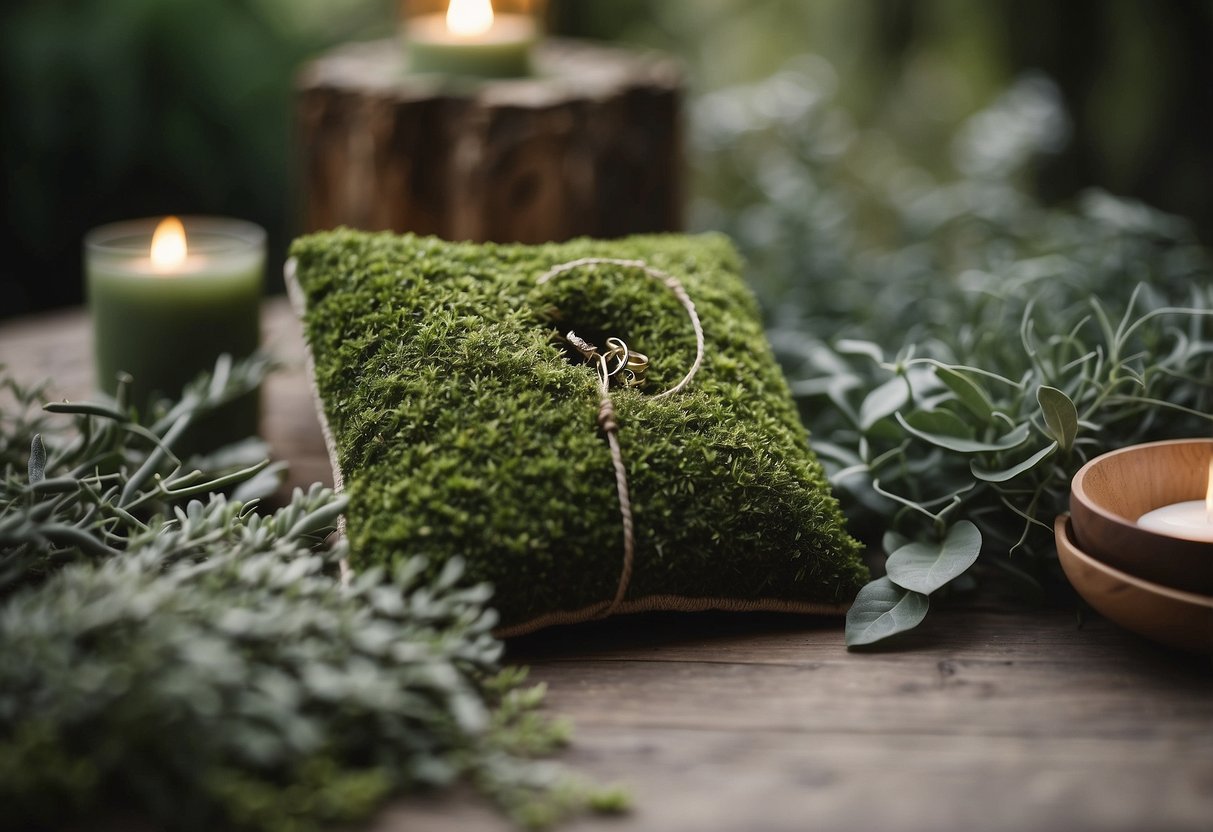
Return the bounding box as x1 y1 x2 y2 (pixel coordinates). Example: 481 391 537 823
936 367 995 421
790 374 860 399
698 63 1213 645
835 339 885 364
881 529 909 555
812 440 865 470
844 577 929 648
902 408 975 440
970 442 1058 483
895 413 1031 453
1037 386 1078 451
859 375 909 430
885 521 982 595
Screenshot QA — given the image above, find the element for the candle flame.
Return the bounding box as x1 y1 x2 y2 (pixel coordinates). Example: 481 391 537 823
1206 457 1213 516
447 0 494 36
150 216 187 272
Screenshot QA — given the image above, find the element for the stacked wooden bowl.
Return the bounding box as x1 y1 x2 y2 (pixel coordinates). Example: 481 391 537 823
1060 438 1213 654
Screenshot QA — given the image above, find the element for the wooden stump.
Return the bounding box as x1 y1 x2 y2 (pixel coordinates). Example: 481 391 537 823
297 38 684 244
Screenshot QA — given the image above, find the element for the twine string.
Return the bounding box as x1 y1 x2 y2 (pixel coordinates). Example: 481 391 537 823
537 257 704 616
595 358 634 611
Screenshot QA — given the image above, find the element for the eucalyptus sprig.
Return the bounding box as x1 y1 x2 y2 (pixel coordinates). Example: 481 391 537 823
0 359 624 830
819 286 1213 645
694 65 1213 644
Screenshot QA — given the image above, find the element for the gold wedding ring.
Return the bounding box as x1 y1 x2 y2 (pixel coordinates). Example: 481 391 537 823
563 330 649 389
623 350 649 389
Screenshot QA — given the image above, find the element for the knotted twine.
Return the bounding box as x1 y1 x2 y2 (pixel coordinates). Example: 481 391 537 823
536 257 705 617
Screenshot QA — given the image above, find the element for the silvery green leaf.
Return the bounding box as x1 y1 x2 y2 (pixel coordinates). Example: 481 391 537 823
845 577 930 647
970 441 1058 483
881 530 909 555
835 339 885 364
885 521 982 595
895 413 1030 453
1037 385 1078 451
812 440 864 469
789 374 859 398
859 375 909 430
935 366 994 420
903 408 975 439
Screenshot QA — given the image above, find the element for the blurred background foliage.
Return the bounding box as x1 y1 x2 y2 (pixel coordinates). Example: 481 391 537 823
1 0 1210 318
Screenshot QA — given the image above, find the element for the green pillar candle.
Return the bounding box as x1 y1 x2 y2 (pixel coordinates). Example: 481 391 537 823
406 0 537 78
85 216 264 449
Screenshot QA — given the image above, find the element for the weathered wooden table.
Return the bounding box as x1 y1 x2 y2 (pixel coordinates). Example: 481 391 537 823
2 300 1211 832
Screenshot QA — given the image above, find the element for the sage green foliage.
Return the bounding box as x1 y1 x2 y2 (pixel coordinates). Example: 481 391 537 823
290 230 867 628
0 361 622 830
883 521 981 596
1 354 279 592
843 576 929 648
694 65 1213 644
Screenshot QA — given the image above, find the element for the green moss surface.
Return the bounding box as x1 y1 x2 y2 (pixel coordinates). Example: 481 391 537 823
290 230 867 628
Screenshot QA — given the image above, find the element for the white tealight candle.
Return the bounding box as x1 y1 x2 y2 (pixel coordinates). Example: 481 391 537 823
1138 501 1213 542
406 0 537 78
1137 458 1213 542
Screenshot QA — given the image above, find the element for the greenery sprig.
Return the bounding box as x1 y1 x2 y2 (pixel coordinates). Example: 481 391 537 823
0 358 624 830
694 66 1213 644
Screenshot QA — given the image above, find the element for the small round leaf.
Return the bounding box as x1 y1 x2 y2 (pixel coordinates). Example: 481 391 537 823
885 521 982 595
845 577 930 647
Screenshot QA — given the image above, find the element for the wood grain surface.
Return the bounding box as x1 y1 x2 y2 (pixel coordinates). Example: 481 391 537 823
2 302 1212 832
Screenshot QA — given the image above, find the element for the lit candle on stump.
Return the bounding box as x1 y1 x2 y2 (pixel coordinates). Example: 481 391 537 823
404 0 540 77
86 216 264 450
300 0 682 244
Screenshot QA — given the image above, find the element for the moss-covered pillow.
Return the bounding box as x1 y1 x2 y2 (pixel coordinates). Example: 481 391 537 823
288 229 866 635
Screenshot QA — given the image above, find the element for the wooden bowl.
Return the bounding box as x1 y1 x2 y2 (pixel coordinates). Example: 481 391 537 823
1056 515 1213 654
1069 438 1213 594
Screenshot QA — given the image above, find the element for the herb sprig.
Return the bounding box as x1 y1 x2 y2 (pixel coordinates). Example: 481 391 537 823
0 359 624 830
694 67 1213 644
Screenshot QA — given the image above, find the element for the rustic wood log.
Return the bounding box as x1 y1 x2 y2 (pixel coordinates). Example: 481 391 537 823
296 38 684 243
